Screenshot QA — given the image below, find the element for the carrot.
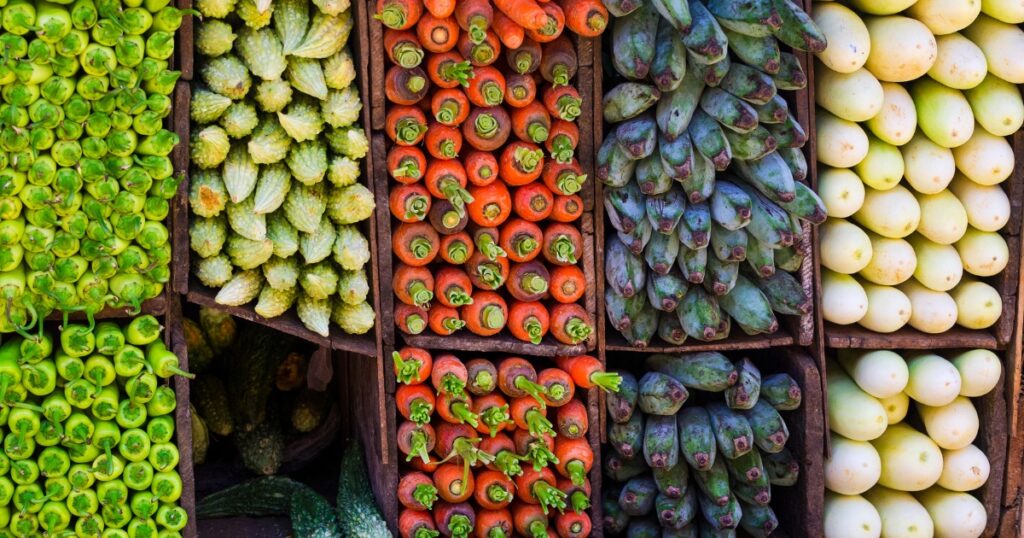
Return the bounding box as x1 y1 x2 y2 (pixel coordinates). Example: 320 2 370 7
400 472 440 511
425 158 473 218
507 261 550 302
433 463 475 504
385 29 426 68
540 36 576 86
434 267 474 308
504 73 537 108
554 0 607 37
394 264 435 307
458 30 501 67
429 199 470 236
549 303 592 345
539 223 579 266
553 355 619 393
416 13 459 53
475 508 513 538
541 158 586 196
390 183 431 223
511 101 551 144
467 182 512 228
525 2 564 43
549 195 582 223
545 120 578 164
508 301 550 345
513 183 554 222
497 357 547 404
466 251 509 291
515 467 567 514
429 304 466 336
499 141 545 186
399 508 437 538
471 226 507 261
492 10 524 49
437 392 480 428
481 433 524 478
394 221 440 267
427 51 474 89
463 359 496 397
512 502 550 538
386 66 430 105
434 502 476 538
432 88 471 126
510 396 556 438
465 151 500 187
554 399 587 439
462 107 512 152
440 231 474 265
425 122 463 160
465 66 506 107
376 0 424 30
387 105 429 146
499 219 543 263
472 393 512 437
513 429 558 472
423 0 455 17
554 511 591 538
506 39 542 75
398 420 436 464
553 437 593 489
537 368 574 407
454 0 493 44
542 85 581 122
462 291 508 336
388 146 428 183
397 383 436 425
556 477 591 514
432 354 469 397
549 265 584 304
493 0 546 30
396 303 430 335
475 470 515 510
393 346 434 385
407 458 441 473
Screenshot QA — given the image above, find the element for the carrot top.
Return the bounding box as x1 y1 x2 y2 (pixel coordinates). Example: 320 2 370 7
393 347 433 385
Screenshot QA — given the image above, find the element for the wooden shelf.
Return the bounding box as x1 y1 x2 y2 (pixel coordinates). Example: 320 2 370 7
604 328 796 353
45 295 167 321
400 332 591 357
824 322 1000 350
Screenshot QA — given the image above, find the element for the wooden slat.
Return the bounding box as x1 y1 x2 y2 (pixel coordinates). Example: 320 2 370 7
46 294 168 320
167 295 198 538
175 0 194 80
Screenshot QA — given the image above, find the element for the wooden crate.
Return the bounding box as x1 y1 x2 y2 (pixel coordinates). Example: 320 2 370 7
367 14 601 357
170 0 383 357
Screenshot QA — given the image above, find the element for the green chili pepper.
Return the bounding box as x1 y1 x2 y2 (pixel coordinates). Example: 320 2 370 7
144 341 189 380
65 411 94 444
0 246 23 272
0 171 27 198
135 130 178 157
127 517 157 538
140 198 167 223
142 70 179 96
51 140 82 167
114 427 146 462
111 213 144 241
76 74 109 100
115 401 146 430
143 243 169 269
133 156 172 181
69 444 101 466
18 185 52 211
144 385 174 417
91 452 123 481
149 471 180 503
55 350 83 381
91 386 118 421
0 453 10 477
81 136 108 159
25 206 59 229
135 221 166 250
109 274 146 315
112 346 145 378
35 419 62 447
51 54 80 77
102 502 131 529
129 493 157 520
94 93 116 115
12 485 45 514
53 256 88 283
112 35 144 68
0 476 14 505
55 119 84 141
98 479 127 507
51 231 79 259
122 461 152 492
0 218 25 246
20 358 56 395
9 511 39 537
37 446 70 478
29 127 56 153
124 372 155 405
75 513 104 537
107 528 131 538
0 339 23 398
27 156 56 186
60 322 95 358
67 464 93 491
38 500 70 534
110 110 133 131
81 44 116 76
66 488 98 518
44 476 71 501
146 443 176 473
145 416 171 444
83 355 114 394
91 256 117 280
3 431 35 460
155 505 186 531
9 458 38 485
7 406 40 446
70 0 98 29
124 315 159 346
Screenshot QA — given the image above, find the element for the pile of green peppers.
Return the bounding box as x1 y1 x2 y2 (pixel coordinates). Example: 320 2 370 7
0 0 195 336
0 314 192 537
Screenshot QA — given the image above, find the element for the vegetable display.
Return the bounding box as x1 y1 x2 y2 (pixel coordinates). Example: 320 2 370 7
391 350 619 538
822 348 1002 538
377 0 604 345
188 0 375 337
0 314 191 536
0 0 189 333
602 352 803 536
812 1 1016 334
601 0 825 347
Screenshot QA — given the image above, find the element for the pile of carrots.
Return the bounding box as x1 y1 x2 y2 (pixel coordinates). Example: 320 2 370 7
379 0 607 345
392 350 621 538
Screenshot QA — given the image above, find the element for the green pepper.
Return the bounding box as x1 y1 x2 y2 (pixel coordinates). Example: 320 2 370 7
90 322 120 356
106 529 131 538
155 505 186 531
111 213 144 241
113 35 144 68
94 93 117 116
67 488 99 518
18 185 51 211
98 479 127 506
1 0 37 36
76 74 109 101
0 246 23 273
75 513 104 537
91 256 117 280
37 446 69 478
82 136 108 159
93 420 120 474
68 464 93 491
84 355 114 394
65 412 94 445
149 471 179 503
143 70 179 96
141 197 168 223
91 386 118 421
9 458 38 485
133 156 172 181
44 476 71 502
144 243 170 269
0 339 23 399
51 140 82 167
9 511 39 538
114 428 147 462
38 500 70 534
70 0 98 29
12 485 44 516
122 316 158 346
122 461 152 492
145 386 175 417
110 110 133 131
129 493 157 520
0 217 24 246
145 416 172 444
20 358 56 395
29 127 55 153
127 517 156 538
91 452 123 481
117 246 148 274
144 341 189 380
102 502 131 530
27 156 56 186
55 349 83 381
120 169 152 196
37 1 72 42
55 119 84 141
0 34 30 58
29 100 64 129
26 39 54 64
51 231 80 259
25 207 59 230
53 256 88 283
0 453 10 477
135 130 178 157
63 94 90 122
56 29 88 57
145 442 176 473
86 176 120 202
14 327 49 365
0 197 23 221
110 274 147 315
113 346 146 378
60 322 95 358
82 44 116 76
7 406 39 446
0 476 13 505
3 433 34 461
35 419 62 447
107 130 136 157
115 401 146 430
125 372 155 405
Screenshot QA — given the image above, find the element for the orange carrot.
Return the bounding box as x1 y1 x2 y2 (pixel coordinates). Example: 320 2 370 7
481 433 524 478
515 467 567 514
525 2 564 43
497 357 546 404
388 146 428 184
394 264 435 307
385 29 426 68
546 120 578 163
506 38 542 75
400 472 439 511
475 470 515 510
440 231 474 265
462 107 512 152
387 105 429 146
493 0 547 30
555 399 587 439
429 199 469 236
437 392 480 427
394 221 440 266
465 66 506 107
390 183 432 223
399 509 436 538
434 502 476 538
556 477 591 514
513 183 554 222
472 393 512 437
555 511 591 538
434 463 475 503
397 383 436 424
407 458 441 473
540 36 576 86
396 303 429 335
504 73 537 108
553 438 592 487
511 396 556 438
549 195 582 223
454 0 493 43
542 85 581 122
466 251 509 291
512 502 550 538
424 158 473 217
432 354 469 397
376 0 424 30
549 303 592 345
542 223 581 266
458 30 501 67
429 304 466 336
514 429 558 472
462 291 508 336
475 508 513 538
386 66 430 105
508 301 550 345
553 355 620 392
492 10 524 49
499 141 545 186
416 13 459 53
542 159 585 197
427 51 474 88
549 265 584 303
425 122 463 160
507 261 550 302
537 368 574 407
471 226 507 261
398 420 436 464
465 151 500 187
393 346 434 385
467 182 512 228
555 0 607 37
432 88 471 126
511 100 551 144
424 0 455 17
435 267 474 308
466 359 498 396
499 218 543 263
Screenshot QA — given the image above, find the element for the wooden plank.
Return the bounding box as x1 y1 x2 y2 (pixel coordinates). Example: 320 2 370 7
170 81 191 295
46 294 168 320
605 330 796 353
167 295 198 538
402 331 589 356
175 0 194 80
825 323 1001 350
